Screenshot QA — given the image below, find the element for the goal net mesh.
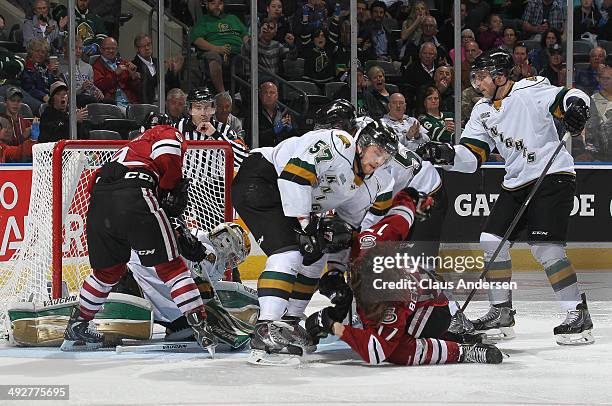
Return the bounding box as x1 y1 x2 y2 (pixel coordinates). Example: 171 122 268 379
0 141 232 334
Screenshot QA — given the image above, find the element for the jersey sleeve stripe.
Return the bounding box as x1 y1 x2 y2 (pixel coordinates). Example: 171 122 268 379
460 137 490 164
369 192 393 216
550 88 570 119
152 139 181 150
151 146 183 160
280 158 318 186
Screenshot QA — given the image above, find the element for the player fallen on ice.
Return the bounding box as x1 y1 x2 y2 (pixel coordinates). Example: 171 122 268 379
305 188 504 365
232 99 400 365
61 125 216 355
416 48 594 345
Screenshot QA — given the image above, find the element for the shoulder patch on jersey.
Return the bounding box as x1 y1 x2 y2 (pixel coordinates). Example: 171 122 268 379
359 234 377 250
335 133 352 149
382 308 398 324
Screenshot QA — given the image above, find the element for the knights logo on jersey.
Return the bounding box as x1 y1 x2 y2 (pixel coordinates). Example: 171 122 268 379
335 133 352 149
382 308 398 324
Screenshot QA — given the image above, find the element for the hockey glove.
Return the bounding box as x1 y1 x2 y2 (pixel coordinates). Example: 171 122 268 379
175 221 209 262
317 216 356 254
296 215 324 266
402 187 435 222
160 177 191 217
305 305 347 342
563 97 590 137
318 270 353 308
415 141 455 165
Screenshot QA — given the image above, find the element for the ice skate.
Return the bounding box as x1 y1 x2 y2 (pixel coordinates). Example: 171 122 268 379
554 294 594 346
281 315 317 353
470 306 516 341
60 307 104 352
186 309 217 357
460 343 504 364
248 321 304 366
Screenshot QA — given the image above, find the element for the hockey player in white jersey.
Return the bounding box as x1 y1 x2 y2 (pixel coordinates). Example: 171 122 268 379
232 99 400 364
126 221 255 350
417 48 594 345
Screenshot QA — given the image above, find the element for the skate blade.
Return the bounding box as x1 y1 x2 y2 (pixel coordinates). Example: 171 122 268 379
555 329 595 346
60 339 103 352
479 327 516 342
206 344 216 358
247 349 302 366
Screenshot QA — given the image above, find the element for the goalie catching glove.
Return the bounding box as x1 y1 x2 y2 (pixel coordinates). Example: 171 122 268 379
402 187 435 222
160 177 191 217
563 97 590 137
296 215 356 266
415 141 455 165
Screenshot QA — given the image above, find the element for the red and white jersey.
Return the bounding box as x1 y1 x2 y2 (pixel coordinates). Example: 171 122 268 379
110 125 187 191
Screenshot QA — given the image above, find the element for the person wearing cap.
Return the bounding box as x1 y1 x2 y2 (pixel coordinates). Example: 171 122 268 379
0 115 36 163
0 87 32 148
38 81 89 143
540 43 564 86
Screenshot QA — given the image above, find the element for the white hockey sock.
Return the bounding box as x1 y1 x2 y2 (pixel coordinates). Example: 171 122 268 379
258 296 289 321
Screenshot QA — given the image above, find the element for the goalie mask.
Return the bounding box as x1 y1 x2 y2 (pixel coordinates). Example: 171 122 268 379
207 222 251 268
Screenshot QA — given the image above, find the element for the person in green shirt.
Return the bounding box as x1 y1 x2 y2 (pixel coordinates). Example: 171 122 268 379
417 85 455 143
190 0 249 93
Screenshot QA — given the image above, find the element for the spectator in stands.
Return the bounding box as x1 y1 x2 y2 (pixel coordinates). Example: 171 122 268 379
528 28 561 72
401 16 450 68
461 40 482 90
242 18 296 82
190 0 249 93
575 46 607 95
58 37 105 107
293 0 329 38
399 0 429 52
418 86 454 143
450 28 475 64
299 10 341 87
22 0 67 54
588 66 612 160
477 14 504 51
356 0 370 26
0 87 32 147
438 0 467 52
402 42 437 108
39 81 89 143
539 43 564 86
131 34 182 105
574 0 602 40
461 85 483 123
264 0 291 45
93 37 141 109
214 91 244 138
359 1 394 61
256 81 298 147
363 65 392 119
381 92 429 151
75 0 108 56
510 42 535 81
0 49 36 109
20 39 59 114
165 88 188 124
0 115 35 163
465 0 491 33
88 0 122 40
332 64 369 115
600 0 612 40
522 0 567 40
500 27 518 53
0 14 9 41
433 65 454 113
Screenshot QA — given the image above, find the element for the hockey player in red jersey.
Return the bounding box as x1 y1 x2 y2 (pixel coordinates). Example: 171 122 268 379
306 188 504 365
61 125 216 355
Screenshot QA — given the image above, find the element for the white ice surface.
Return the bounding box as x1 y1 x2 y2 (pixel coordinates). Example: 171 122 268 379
1 274 611 406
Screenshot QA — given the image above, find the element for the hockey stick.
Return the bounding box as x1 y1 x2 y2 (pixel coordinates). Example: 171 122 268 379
116 341 202 354
460 132 572 312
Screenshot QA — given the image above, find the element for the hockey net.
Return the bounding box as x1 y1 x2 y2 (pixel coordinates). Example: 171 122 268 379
0 140 233 334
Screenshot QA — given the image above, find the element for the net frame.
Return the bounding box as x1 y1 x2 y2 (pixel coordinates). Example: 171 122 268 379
50 139 234 299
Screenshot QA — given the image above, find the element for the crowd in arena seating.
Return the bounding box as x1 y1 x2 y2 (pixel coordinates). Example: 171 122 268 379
1 0 611 164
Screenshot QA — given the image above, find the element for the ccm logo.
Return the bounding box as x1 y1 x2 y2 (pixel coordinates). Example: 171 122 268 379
135 248 156 255
125 172 154 182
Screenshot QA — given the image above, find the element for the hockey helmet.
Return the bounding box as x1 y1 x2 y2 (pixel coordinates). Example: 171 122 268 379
187 87 215 107
142 111 173 130
207 222 251 268
356 119 399 163
470 48 513 88
314 99 357 133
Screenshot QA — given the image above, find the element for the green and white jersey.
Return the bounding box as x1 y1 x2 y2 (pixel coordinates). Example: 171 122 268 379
418 112 454 143
460 76 588 190
253 129 393 223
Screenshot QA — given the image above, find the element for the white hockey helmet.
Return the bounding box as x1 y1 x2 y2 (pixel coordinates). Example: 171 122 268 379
207 222 251 268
